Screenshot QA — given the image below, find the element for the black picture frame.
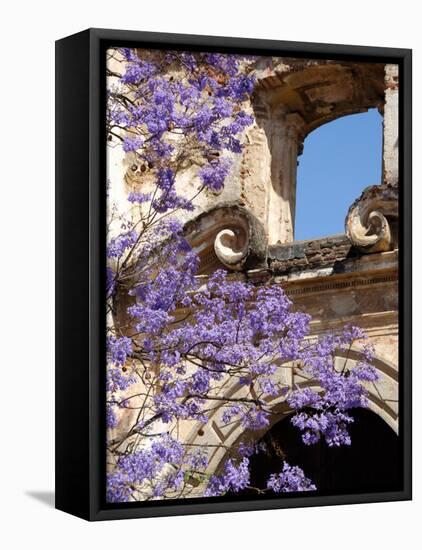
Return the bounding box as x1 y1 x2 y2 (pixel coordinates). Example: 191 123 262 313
55 28 412 521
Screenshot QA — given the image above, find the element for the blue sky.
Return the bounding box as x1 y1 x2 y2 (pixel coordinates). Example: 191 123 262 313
294 109 382 241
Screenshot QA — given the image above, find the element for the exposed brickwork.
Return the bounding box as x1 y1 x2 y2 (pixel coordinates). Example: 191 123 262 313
268 234 358 274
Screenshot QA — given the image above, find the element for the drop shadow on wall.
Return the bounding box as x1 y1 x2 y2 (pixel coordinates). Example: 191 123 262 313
25 491 55 508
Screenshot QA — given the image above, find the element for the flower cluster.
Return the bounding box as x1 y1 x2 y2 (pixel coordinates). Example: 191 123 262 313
198 158 233 192
205 457 316 497
287 327 378 446
107 435 190 502
205 458 250 496
107 230 137 260
267 463 316 493
107 335 132 366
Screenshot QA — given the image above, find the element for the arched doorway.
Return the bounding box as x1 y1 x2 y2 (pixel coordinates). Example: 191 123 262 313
239 408 401 496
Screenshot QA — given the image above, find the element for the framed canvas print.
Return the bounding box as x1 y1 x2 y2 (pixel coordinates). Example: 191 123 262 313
55 28 412 521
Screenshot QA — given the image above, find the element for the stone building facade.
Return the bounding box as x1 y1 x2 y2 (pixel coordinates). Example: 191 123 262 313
107 55 399 493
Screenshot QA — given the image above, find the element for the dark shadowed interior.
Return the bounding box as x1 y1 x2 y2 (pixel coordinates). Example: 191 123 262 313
240 409 401 496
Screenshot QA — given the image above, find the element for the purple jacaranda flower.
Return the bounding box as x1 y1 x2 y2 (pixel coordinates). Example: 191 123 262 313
267 462 316 493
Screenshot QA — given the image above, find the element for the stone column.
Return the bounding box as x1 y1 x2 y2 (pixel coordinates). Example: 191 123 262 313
383 64 399 186
267 109 306 244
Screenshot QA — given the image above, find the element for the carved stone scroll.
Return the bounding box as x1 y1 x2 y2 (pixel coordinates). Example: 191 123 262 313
184 204 267 273
345 184 398 253
214 222 249 270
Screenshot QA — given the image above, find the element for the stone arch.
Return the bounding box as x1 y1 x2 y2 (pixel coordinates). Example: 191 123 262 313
248 60 386 245
185 346 398 478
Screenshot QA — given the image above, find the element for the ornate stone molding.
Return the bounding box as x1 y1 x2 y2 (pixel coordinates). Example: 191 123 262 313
346 184 398 253
184 204 267 273
284 274 398 297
